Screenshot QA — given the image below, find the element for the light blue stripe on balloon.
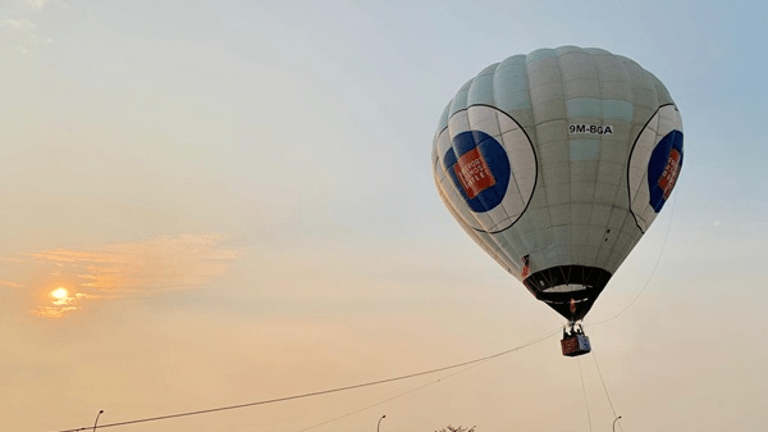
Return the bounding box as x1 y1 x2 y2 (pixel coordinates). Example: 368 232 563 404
570 140 600 160
567 98 601 118
566 98 634 122
602 99 634 121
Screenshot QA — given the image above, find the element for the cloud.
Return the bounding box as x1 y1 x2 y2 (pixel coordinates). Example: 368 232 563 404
0 279 24 288
31 290 98 318
33 294 80 318
31 233 242 294
33 305 79 318
25 233 243 317
0 16 52 53
22 0 48 11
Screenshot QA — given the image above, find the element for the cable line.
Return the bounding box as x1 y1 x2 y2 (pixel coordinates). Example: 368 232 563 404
592 349 623 432
51 192 678 432
53 328 561 432
577 357 593 432
52 191 681 432
295 361 483 432
294 325 555 432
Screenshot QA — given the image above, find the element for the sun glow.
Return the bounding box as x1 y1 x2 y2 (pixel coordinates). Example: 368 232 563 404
51 287 69 299
33 286 83 318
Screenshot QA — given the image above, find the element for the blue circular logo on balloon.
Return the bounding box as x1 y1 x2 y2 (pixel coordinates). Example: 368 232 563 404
442 130 510 213
647 130 683 212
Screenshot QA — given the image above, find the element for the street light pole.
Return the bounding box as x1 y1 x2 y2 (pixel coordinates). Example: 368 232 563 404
377 415 386 432
612 415 622 432
93 410 104 432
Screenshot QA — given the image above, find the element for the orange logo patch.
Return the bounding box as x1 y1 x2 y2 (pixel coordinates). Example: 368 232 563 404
658 148 681 199
453 148 496 199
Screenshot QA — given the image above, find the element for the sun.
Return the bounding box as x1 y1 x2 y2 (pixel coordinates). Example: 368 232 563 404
51 287 69 299
33 286 83 318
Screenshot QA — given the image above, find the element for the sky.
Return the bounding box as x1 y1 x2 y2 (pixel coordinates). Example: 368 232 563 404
1 0 766 431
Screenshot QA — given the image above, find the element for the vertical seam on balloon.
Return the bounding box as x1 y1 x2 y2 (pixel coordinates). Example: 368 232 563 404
625 103 673 233
482 105 513 231
495 110 526 229
586 51 605 267
519 56 543 238
611 216 642 276
523 52 551 261
576 49 600 265
594 57 635 269
600 206 623 272
550 49 571 269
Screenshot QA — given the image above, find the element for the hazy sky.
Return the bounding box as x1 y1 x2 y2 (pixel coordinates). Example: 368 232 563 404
1 1 766 431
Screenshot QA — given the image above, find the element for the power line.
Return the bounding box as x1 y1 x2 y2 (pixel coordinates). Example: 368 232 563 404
53 328 561 432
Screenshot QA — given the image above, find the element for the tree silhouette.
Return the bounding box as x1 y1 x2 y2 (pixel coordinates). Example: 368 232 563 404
433 425 476 432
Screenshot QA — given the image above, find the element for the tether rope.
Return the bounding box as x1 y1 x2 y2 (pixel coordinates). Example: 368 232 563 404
578 357 593 432
54 328 561 432
592 349 623 432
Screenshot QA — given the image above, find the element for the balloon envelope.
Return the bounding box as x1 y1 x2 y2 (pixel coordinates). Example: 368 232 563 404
432 46 683 322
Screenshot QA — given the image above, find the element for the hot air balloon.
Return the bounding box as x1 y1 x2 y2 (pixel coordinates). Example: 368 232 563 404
431 46 683 356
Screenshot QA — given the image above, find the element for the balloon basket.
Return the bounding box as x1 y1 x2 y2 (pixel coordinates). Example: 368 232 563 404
561 333 591 357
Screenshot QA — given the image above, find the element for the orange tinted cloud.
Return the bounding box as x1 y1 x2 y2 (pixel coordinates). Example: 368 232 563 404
26 233 242 317
0 279 24 288
32 290 87 318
